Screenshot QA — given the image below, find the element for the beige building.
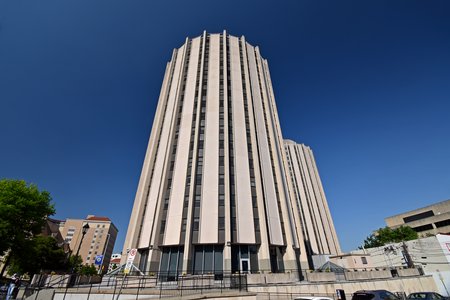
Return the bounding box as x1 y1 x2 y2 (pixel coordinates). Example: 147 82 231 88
59 215 118 272
385 199 450 237
122 31 340 277
284 141 341 263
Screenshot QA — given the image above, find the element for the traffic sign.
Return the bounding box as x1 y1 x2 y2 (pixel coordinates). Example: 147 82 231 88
94 255 104 266
127 248 137 263
123 248 138 274
124 261 133 274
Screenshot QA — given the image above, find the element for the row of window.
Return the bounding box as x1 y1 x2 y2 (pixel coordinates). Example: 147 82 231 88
397 216 450 234
286 146 314 251
136 40 180 245
217 36 226 236
238 40 261 243
159 37 195 242
191 35 210 240
253 42 287 244
146 34 293 246
295 146 324 251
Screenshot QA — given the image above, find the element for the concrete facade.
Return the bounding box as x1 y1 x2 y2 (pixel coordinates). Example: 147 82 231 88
122 31 340 277
330 253 373 270
59 215 118 272
249 275 438 298
350 234 450 296
385 199 450 237
284 141 341 266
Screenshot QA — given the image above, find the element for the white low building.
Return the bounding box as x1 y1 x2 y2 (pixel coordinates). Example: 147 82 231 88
349 234 450 296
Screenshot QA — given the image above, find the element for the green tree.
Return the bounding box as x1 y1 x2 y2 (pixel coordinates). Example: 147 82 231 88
7 236 68 275
67 256 98 275
361 226 418 249
80 265 98 276
68 255 83 273
0 179 55 276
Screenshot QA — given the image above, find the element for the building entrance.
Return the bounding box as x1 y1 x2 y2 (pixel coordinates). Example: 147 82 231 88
240 258 250 273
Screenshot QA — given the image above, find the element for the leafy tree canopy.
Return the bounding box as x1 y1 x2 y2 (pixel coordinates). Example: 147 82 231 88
68 255 83 274
8 236 68 275
361 226 418 249
67 256 98 275
0 179 55 256
80 264 98 276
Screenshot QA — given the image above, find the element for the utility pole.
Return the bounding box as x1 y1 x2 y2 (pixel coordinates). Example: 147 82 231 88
401 241 414 268
384 245 396 269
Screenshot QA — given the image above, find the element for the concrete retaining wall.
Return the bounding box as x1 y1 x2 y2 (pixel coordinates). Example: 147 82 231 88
305 272 337 282
23 289 55 300
398 268 420 277
249 275 438 296
344 270 392 280
31 274 102 288
247 273 298 284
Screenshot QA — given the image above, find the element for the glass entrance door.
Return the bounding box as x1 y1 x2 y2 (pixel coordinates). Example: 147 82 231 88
240 258 250 273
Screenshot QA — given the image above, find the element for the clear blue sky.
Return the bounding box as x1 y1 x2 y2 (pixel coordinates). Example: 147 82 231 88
1 0 449 253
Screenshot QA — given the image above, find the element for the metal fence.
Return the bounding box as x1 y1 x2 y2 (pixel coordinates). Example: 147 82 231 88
13 266 422 299
22 272 248 299
252 292 407 300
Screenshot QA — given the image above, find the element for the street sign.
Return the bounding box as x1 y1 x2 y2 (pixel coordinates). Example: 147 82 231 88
127 248 137 263
94 255 104 266
123 261 133 274
123 248 138 275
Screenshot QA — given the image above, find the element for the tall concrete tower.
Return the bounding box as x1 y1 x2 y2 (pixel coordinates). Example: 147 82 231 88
283 140 341 264
123 31 339 276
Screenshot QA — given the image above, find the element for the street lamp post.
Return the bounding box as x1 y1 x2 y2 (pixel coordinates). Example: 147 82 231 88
71 223 90 274
75 223 90 259
67 223 90 289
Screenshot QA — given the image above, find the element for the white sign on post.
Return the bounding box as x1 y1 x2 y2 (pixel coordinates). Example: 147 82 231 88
124 248 137 274
127 248 137 262
124 262 133 274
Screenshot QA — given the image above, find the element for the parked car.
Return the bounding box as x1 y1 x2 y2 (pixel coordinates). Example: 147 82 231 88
408 293 449 300
352 290 400 300
294 297 334 300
